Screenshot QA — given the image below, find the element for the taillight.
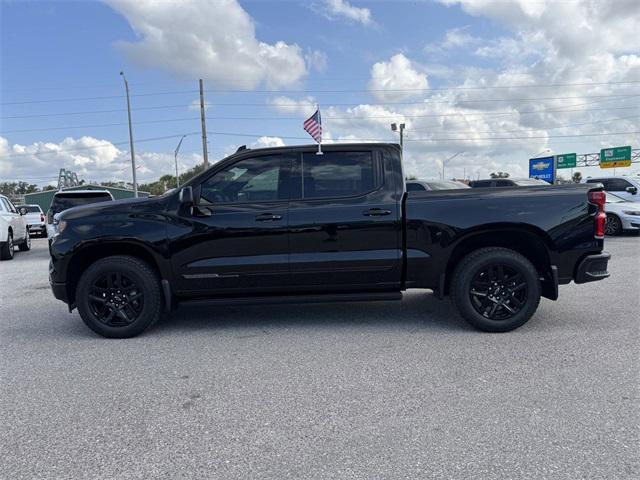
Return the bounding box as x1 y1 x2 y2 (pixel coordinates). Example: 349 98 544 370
40 213 45 222
589 191 606 239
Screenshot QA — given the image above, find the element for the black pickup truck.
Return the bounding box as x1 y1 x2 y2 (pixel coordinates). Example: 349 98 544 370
49 143 610 338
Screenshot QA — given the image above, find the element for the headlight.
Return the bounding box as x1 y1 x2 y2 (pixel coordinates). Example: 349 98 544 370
622 210 640 216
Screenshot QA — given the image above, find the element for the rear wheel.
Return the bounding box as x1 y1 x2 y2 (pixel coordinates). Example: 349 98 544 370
0 231 14 260
450 247 541 332
76 256 163 338
18 229 31 251
604 213 622 236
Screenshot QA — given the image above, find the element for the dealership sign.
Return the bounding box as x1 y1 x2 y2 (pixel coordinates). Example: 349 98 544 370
556 153 576 169
600 146 631 169
529 156 555 183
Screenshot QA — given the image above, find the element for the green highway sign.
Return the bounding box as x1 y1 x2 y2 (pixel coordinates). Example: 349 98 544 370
555 153 576 169
600 146 632 169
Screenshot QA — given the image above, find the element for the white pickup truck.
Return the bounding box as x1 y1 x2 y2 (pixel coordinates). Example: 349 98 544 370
0 194 31 260
21 204 47 237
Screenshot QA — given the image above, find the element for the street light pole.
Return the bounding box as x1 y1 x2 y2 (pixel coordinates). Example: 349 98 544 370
120 71 138 197
174 135 187 189
442 151 463 180
391 123 405 153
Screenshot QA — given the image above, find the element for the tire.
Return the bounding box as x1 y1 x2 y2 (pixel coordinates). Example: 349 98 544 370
0 231 14 260
76 255 163 338
605 213 622 236
18 229 31 251
450 247 541 332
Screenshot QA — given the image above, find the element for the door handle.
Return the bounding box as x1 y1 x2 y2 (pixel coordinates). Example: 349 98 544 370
255 213 283 222
363 208 391 217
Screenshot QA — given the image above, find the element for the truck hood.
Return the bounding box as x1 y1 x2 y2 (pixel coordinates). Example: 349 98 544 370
58 195 170 221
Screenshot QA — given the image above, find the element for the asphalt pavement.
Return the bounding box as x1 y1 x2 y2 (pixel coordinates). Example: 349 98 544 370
1 237 639 479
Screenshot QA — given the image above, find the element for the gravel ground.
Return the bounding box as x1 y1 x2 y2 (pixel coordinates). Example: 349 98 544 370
1 236 639 479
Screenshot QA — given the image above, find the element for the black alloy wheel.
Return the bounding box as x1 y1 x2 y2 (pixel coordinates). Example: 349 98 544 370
77 255 162 338
468 263 527 320
88 272 144 327
450 247 541 332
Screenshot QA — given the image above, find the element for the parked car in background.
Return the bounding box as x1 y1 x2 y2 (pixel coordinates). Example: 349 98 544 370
46 190 114 237
604 192 640 236
50 143 610 338
0 194 31 260
584 176 640 203
21 204 47 237
406 180 470 191
469 178 549 188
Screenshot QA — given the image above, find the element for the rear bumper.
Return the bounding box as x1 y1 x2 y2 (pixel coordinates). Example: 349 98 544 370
575 252 611 284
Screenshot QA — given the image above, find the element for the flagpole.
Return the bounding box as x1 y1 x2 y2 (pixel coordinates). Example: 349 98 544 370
316 104 323 155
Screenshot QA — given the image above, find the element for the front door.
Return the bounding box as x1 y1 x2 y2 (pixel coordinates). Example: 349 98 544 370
287 149 402 291
170 153 295 295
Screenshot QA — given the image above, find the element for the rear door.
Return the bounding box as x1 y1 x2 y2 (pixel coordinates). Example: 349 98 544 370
287 148 402 291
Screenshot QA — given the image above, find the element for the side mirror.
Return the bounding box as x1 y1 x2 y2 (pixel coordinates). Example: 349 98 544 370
626 186 638 195
179 186 194 205
19 207 27 215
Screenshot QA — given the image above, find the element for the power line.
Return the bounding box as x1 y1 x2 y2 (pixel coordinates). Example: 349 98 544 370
1 116 200 134
3 93 635 121
2 80 639 105
203 80 640 94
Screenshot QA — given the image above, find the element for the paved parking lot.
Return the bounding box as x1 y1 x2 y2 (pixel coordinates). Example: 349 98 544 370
1 237 638 479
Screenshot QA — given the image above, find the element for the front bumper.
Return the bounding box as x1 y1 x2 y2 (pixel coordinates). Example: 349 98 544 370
620 215 640 231
575 252 611 284
49 259 69 303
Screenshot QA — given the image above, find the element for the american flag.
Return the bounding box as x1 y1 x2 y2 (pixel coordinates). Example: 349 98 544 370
303 108 322 143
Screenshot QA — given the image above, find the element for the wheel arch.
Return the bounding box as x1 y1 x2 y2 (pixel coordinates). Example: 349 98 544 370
65 241 169 305
444 225 555 299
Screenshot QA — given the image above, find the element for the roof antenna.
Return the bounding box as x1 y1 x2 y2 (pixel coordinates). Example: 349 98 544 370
235 145 247 153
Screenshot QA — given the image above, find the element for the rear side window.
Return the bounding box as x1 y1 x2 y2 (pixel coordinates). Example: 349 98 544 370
299 151 376 199
471 181 492 188
50 193 112 214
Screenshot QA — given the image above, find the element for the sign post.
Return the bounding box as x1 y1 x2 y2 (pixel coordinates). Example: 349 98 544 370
556 153 576 169
529 156 555 184
600 146 631 169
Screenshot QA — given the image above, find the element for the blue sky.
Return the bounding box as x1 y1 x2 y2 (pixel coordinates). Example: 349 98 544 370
1 0 639 186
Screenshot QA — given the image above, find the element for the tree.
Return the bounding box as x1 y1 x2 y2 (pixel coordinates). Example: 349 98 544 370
405 174 417 180
0 181 39 196
489 172 510 178
572 171 582 183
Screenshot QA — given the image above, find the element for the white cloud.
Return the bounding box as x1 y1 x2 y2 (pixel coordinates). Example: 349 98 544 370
305 49 329 73
315 0 373 26
251 136 286 148
0 136 203 186
107 0 308 89
268 95 318 116
368 54 429 101
425 27 478 54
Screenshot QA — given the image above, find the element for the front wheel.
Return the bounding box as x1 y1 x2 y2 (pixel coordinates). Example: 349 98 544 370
450 247 541 332
0 232 14 260
76 256 163 338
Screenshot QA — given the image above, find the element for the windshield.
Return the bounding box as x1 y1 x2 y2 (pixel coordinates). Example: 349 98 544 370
22 206 42 213
50 193 112 214
426 181 470 190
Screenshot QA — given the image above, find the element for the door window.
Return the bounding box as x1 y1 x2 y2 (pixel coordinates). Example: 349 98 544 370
299 151 376 199
605 178 632 192
495 180 513 187
200 155 292 204
2 198 16 213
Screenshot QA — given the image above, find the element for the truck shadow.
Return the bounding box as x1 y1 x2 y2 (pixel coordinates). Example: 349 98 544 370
154 290 471 335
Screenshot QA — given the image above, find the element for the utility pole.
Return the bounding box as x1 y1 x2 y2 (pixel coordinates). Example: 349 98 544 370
199 79 209 168
120 71 138 197
174 135 187 189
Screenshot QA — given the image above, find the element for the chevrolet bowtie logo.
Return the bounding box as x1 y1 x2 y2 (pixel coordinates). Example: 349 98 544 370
532 161 550 171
